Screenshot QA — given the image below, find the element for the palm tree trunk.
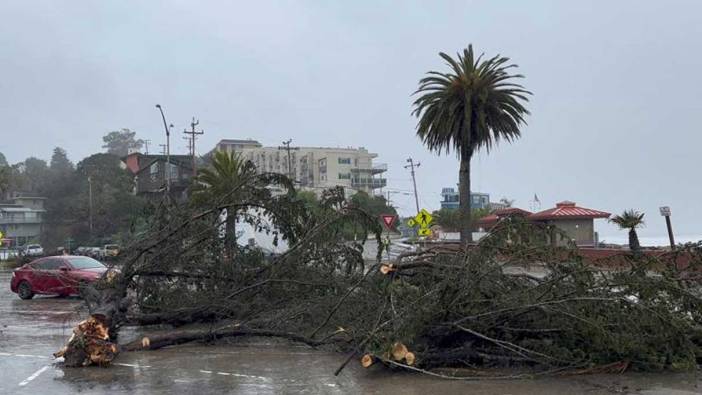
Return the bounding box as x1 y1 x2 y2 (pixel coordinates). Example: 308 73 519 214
459 148 473 244
628 228 640 253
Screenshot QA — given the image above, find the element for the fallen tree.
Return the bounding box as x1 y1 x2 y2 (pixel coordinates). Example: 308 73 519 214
55 163 702 378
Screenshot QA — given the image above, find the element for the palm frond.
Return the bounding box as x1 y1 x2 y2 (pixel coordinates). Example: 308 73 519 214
413 44 531 157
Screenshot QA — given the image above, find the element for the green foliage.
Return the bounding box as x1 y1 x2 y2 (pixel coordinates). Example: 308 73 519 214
102 128 144 157
192 150 296 252
0 165 10 198
18 157 50 194
349 191 397 218
610 209 645 230
413 44 530 242
433 207 490 232
192 150 258 203
610 209 645 252
355 220 702 373
50 147 74 175
40 153 147 248
299 190 397 239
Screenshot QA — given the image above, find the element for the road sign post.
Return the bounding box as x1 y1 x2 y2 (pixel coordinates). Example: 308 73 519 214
659 206 675 249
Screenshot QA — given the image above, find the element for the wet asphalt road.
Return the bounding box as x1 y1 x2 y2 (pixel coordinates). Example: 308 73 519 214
1 269 701 394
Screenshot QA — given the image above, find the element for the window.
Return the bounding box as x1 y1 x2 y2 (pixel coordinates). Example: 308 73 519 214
35 258 62 270
338 173 351 180
67 257 105 269
338 158 351 165
150 162 159 175
169 163 179 180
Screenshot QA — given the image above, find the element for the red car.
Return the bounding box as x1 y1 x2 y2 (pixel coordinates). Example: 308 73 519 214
10 255 109 299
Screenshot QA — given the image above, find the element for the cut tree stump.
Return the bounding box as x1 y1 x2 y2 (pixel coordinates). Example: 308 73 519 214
54 314 119 367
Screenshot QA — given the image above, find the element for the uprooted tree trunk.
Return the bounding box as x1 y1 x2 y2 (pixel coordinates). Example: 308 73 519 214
56 185 382 368
55 188 702 378
54 314 119 367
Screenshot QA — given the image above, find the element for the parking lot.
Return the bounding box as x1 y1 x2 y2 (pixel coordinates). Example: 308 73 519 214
1 269 701 394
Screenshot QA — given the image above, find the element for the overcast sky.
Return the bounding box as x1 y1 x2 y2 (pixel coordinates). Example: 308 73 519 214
1 1 700 242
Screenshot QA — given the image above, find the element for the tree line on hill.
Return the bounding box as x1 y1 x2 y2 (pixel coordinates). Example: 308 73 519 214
0 129 397 251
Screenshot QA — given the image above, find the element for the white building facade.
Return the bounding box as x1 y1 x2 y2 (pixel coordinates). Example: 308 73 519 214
215 139 387 195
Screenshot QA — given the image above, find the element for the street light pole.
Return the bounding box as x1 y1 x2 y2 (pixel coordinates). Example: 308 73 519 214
155 104 171 194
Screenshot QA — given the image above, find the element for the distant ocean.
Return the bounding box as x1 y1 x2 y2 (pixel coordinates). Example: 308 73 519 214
599 234 702 247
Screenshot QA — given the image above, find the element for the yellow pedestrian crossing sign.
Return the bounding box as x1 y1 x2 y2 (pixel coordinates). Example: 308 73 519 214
414 209 433 228
406 209 433 237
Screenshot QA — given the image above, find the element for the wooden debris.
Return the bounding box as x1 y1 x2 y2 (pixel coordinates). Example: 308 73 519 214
391 342 408 361
404 352 416 366
361 354 374 368
380 264 395 274
54 315 119 367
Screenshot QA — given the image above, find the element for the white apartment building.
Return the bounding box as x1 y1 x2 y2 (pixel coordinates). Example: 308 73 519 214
214 139 387 195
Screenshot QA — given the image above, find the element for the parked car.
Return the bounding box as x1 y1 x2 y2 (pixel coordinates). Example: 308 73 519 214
74 246 89 256
10 256 109 299
103 244 120 257
21 244 44 257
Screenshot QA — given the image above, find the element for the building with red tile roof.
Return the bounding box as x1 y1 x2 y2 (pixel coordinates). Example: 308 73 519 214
474 201 610 247
475 208 533 229
529 201 610 221
530 201 610 247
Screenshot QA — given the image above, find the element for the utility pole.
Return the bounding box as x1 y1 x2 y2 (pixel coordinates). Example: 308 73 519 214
404 158 421 213
144 139 151 155
278 139 299 181
183 117 204 177
183 136 192 158
155 104 172 193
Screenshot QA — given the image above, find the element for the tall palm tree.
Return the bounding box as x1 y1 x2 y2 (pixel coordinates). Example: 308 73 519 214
610 209 645 252
413 45 531 243
193 150 257 254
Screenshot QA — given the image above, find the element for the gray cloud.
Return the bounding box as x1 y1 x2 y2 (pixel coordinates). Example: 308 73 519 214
1 0 700 240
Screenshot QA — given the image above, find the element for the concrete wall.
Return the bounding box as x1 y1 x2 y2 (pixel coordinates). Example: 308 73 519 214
548 218 595 246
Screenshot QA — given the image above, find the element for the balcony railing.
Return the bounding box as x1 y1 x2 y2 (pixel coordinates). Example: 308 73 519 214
351 163 387 175
351 178 387 189
0 217 43 224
